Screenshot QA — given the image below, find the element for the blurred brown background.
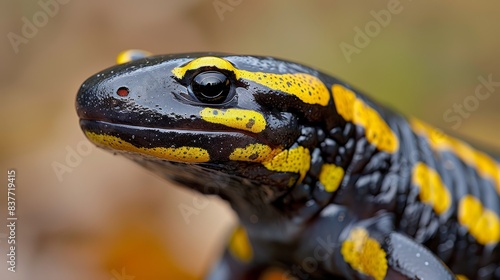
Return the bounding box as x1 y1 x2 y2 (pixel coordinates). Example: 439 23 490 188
1 1 499 279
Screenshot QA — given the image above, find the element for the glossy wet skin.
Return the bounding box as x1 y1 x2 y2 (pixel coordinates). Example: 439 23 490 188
76 54 336 215
77 52 499 279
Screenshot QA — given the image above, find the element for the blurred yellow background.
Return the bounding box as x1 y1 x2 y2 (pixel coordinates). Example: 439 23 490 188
1 1 500 279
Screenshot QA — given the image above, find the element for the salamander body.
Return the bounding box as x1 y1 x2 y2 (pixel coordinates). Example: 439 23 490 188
76 52 500 279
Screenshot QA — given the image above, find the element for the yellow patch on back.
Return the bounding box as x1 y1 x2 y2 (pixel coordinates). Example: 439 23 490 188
332 84 399 153
458 195 500 245
228 226 253 263
412 162 451 215
341 227 388 280
172 57 330 106
319 164 345 192
411 118 500 195
85 132 210 163
200 108 266 133
229 143 282 163
262 146 311 183
456 274 470 280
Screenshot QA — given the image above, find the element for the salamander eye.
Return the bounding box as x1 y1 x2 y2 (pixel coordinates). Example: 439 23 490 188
190 71 231 104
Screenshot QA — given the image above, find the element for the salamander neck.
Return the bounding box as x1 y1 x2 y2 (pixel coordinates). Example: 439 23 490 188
266 118 356 225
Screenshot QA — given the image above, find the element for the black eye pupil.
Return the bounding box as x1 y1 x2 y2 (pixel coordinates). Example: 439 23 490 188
191 71 231 104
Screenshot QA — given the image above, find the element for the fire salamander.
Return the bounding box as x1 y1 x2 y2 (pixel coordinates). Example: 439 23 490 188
76 50 500 280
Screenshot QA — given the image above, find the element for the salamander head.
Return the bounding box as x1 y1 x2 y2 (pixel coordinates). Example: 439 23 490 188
76 51 337 224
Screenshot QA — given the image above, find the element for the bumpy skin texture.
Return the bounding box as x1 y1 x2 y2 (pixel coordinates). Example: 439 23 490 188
76 53 500 280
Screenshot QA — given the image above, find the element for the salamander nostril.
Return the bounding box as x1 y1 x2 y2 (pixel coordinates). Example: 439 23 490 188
116 86 129 97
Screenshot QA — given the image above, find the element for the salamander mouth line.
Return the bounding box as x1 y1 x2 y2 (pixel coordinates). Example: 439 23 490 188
79 119 261 137
80 119 285 165
78 119 283 151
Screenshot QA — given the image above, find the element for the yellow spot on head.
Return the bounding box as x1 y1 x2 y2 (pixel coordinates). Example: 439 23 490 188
241 72 330 106
341 227 387 280
228 226 253 263
172 56 237 79
458 195 500 245
332 85 399 153
262 146 311 183
412 162 451 215
229 143 282 163
319 164 345 192
116 49 152 64
85 131 210 163
200 108 266 133
172 57 330 106
410 118 500 195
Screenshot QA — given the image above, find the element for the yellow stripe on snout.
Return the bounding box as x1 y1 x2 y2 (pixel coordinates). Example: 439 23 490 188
229 143 282 163
200 108 266 133
85 132 210 163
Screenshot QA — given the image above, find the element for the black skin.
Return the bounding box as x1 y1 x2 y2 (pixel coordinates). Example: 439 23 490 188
76 53 500 279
